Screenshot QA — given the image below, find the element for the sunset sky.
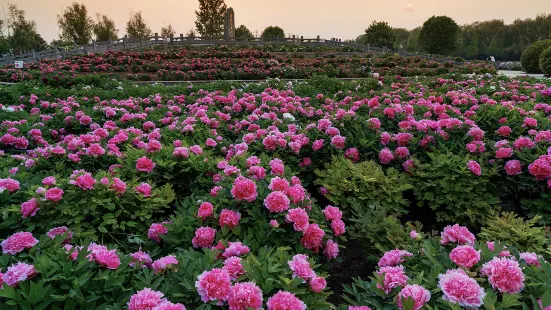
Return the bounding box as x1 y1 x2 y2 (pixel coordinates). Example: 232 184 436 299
3 0 551 42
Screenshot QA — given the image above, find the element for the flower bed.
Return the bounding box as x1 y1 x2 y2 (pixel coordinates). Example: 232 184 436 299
1 71 551 309
0 49 495 85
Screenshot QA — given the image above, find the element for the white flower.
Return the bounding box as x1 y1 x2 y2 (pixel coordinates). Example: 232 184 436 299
373 72 380 78
282 113 295 121
117 86 124 90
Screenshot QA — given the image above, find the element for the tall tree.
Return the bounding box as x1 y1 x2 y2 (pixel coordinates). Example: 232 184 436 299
261 26 284 39
57 2 94 45
195 0 227 38
126 12 152 39
161 24 176 38
419 16 459 55
235 25 253 40
7 4 45 53
93 14 118 41
363 21 396 49
393 28 410 50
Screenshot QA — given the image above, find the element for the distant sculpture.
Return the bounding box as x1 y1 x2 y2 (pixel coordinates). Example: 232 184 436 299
224 8 235 41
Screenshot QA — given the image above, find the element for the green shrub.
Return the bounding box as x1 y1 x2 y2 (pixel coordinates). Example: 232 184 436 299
520 39 551 73
315 156 411 216
410 152 500 225
479 212 550 254
540 46 551 76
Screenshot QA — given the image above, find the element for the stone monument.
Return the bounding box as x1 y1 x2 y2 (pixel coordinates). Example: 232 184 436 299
224 8 235 41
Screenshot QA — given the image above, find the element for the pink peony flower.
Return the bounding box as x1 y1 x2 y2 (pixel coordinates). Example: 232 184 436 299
129 250 153 268
378 249 413 267
286 208 310 232
449 245 481 269
128 288 165 310
323 205 342 221
439 269 485 308
21 198 40 218
0 177 20 192
198 202 214 219
270 219 279 228
152 301 186 310
409 230 419 239
42 176 56 186
1 232 39 255
192 227 216 248
71 173 96 190
269 158 285 175
3 262 36 287
309 276 327 293
219 209 241 229
330 219 346 236
228 282 263 310
330 135 346 149
134 183 152 197
195 268 232 303
223 242 250 258
288 254 316 281
268 177 290 192
152 255 179 274
148 222 169 242
267 291 306 310
396 285 431 310
111 178 127 194
46 226 73 244
324 240 339 259
480 257 525 294
223 256 245 280
505 160 523 175
379 148 395 164
136 156 155 173
264 191 291 213
231 176 258 202
301 224 325 253
441 224 475 245
519 252 541 267
45 187 64 202
467 160 481 176
377 265 408 294
93 248 121 269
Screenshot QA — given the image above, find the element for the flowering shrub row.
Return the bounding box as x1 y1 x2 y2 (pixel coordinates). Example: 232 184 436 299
1 70 551 308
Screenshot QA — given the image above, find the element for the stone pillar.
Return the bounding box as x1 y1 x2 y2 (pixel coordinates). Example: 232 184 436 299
93 40 97 53
123 35 128 49
317 35 320 43
224 8 235 41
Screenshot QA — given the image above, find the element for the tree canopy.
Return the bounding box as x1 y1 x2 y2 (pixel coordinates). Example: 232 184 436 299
57 2 94 45
235 25 254 40
161 24 176 38
93 14 118 41
419 16 460 55
261 26 285 39
7 4 45 53
126 12 152 39
195 0 227 38
363 21 396 49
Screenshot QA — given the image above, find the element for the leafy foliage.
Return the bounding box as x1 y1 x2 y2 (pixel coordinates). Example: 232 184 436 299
540 46 551 76
235 25 254 40
126 12 152 39
194 0 227 38
480 212 550 254
363 21 396 49
57 2 94 45
93 13 118 41
521 39 551 73
419 16 460 55
161 24 176 38
261 26 285 39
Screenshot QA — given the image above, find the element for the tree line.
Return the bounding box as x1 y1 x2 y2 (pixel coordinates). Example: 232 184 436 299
357 14 551 61
0 0 286 55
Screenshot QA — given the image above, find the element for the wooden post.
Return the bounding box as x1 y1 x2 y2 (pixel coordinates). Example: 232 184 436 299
317 35 320 43
155 33 159 44
180 34 183 45
300 36 304 43
292 35 295 43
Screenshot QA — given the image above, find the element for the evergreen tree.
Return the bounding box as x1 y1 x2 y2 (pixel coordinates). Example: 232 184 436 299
261 26 284 39
419 16 459 55
364 21 396 49
195 0 227 38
